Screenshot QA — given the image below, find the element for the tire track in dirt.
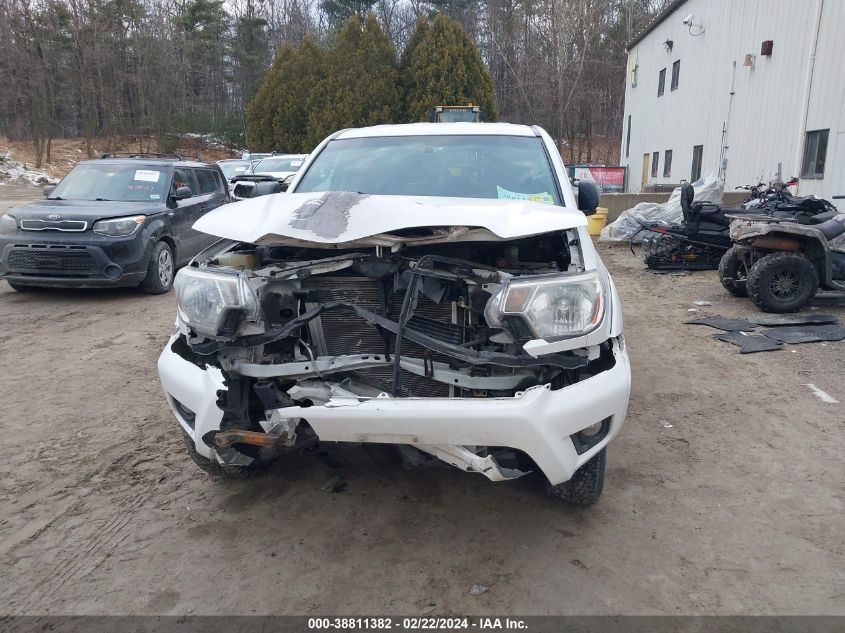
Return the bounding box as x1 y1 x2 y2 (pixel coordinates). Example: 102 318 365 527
9 480 153 612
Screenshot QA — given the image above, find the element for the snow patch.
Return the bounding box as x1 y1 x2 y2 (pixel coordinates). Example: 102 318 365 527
0 152 56 187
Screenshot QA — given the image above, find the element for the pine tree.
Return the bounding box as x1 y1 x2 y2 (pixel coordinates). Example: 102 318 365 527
400 13 497 122
305 13 400 148
271 36 325 152
245 46 292 151
398 17 430 122
320 0 377 30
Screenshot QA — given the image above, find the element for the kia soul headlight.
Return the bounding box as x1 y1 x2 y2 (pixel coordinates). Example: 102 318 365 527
485 271 605 340
0 214 17 234
92 215 146 236
174 267 259 337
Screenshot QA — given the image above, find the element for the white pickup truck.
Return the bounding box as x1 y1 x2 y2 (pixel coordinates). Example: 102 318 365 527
158 123 630 505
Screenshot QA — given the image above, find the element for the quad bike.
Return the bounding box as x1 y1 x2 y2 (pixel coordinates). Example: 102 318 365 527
641 183 760 270
641 181 835 271
720 210 845 312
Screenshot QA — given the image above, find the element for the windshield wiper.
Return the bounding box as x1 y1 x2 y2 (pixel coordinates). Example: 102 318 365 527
94 198 112 201
47 196 63 200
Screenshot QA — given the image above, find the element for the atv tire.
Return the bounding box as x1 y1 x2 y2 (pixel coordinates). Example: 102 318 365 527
182 431 263 479
547 448 606 506
718 247 748 297
747 252 818 313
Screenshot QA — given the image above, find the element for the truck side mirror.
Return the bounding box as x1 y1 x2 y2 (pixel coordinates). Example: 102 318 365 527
577 180 600 215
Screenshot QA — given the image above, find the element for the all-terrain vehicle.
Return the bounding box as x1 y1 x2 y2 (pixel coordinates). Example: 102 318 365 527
642 181 836 271
641 183 758 270
720 211 845 312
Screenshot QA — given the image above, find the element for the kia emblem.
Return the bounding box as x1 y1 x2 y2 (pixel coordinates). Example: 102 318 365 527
47 214 62 220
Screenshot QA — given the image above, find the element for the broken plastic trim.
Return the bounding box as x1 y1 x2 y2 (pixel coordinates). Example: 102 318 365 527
414 445 529 481
229 354 539 390
190 301 588 370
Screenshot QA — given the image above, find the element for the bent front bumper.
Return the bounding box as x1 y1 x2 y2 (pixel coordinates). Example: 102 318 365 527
158 337 631 485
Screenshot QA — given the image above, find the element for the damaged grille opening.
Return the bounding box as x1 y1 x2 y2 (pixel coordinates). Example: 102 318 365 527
170 230 620 470
301 276 456 397
176 230 617 406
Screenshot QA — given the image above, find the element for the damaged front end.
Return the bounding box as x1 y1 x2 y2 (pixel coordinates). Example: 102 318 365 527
160 195 628 485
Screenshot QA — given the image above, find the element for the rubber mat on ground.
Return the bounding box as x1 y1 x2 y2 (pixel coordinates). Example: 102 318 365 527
750 314 839 327
713 332 784 353
760 324 845 344
686 315 757 332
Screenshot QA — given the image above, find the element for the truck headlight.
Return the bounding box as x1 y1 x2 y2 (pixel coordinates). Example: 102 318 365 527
484 271 605 339
174 267 259 337
0 214 17 234
92 215 146 236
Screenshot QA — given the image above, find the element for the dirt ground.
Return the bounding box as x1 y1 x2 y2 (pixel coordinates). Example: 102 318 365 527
0 188 843 616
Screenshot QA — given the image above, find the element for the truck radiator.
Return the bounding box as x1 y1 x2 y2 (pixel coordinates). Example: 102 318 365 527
302 277 458 397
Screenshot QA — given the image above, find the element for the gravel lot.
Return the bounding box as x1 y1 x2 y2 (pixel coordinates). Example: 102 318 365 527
1 188 843 615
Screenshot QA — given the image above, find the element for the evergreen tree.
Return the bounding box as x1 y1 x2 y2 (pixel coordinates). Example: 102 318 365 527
398 17 430 122
232 11 270 106
270 36 325 152
305 13 400 148
400 13 496 122
245 46 292 150
320 0 377 30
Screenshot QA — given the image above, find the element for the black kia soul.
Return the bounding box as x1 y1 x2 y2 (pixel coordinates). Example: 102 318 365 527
0 154 230 293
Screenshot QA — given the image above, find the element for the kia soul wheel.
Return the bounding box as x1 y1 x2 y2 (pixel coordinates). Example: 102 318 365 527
141 241 174 294
747 252 818 313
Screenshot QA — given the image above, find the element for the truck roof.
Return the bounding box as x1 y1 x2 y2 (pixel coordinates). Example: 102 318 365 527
335 122 537 139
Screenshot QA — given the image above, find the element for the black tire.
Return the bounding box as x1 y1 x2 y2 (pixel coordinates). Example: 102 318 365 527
718 247 748 297
181 432 262 479
141 241 175 294
7 281 37 292
547 448 606 506
747 252 818 313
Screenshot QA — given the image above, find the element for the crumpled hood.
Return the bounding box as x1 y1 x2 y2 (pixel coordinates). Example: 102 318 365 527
194 191 586 247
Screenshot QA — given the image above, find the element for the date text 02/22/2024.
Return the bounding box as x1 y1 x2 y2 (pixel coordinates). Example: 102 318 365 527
307 618 529 630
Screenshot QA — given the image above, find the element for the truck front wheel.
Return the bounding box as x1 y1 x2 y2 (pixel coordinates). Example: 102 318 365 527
181 432 264 479
547 448 606 506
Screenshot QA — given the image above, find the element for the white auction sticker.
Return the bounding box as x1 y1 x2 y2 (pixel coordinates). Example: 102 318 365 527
134 169 161 182
290 160 303 167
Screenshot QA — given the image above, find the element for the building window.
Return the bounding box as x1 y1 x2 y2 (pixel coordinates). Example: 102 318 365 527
671 60 680 91
801 129 829 178
663 150 673 177
657 68 666 96
651 151 659 177
625 115 631 158
691 145 703 181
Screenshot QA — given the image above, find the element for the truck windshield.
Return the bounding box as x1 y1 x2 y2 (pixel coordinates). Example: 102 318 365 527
49 164 169 202
295 135 561 205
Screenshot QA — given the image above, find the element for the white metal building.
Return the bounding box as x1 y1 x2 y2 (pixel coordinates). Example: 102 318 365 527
619 0 844 207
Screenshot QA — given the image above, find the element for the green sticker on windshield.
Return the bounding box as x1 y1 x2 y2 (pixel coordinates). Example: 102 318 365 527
496 186 554 204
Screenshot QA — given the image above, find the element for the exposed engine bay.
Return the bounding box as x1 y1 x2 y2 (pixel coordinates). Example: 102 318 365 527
169 224 619 476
